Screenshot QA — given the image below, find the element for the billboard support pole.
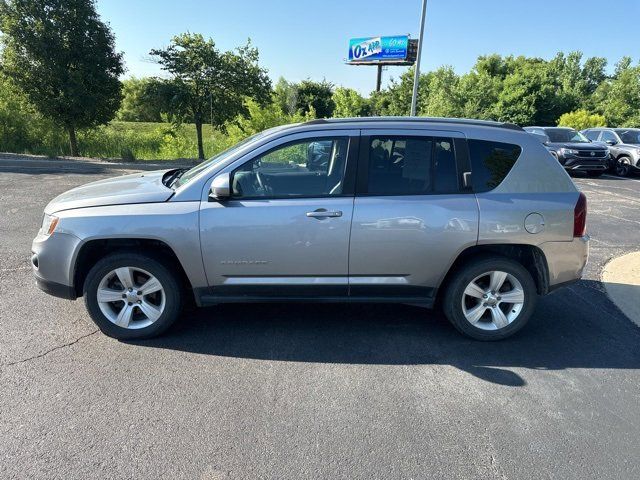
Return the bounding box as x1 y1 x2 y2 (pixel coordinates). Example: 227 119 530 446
410 0 427 116
376 65 383 92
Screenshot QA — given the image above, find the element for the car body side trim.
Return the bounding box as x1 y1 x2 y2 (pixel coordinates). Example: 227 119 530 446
223 276 348 285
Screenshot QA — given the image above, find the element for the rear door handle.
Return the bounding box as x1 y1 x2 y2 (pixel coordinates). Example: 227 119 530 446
306 209 343 219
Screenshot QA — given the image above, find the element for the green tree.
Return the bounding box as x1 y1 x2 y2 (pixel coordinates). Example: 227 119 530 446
493 57 567 125
295 79 335 118
420 66 461 117
375 68 423 116
456 70 502 120
557 109 606 130
332 87 370 117
116 77 165 122
0 0 124 156
223 99 313 147
273 77 298 115
592 58 640 127
150 33 272 159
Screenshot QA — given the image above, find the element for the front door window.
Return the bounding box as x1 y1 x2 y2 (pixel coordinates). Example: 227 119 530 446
232 137 349 198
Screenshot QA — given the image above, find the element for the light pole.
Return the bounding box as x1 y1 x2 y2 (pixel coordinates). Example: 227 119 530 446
410 0 428 116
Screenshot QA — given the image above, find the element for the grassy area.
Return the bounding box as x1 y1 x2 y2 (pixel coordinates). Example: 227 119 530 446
0 119 231 161
75 121 229 160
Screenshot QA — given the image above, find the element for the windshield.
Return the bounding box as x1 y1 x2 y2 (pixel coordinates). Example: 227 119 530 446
615 129 640 145
174 131 268 188
545 128 590 143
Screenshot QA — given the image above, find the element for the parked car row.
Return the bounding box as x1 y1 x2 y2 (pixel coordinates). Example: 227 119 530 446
524 126 640 177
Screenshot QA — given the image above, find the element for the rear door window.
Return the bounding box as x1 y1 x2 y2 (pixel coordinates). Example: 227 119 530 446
365 136 458 195
468 139 522 192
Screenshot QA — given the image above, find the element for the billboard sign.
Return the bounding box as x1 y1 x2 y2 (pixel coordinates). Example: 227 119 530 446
347 35 409 64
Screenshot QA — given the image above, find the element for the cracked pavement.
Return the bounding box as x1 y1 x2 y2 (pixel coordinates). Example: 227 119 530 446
1 157 639 479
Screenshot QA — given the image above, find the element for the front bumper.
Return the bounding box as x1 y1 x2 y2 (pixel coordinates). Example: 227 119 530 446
539 235 589 289
31 231 82 300
34 275 77 300
561 156 609 171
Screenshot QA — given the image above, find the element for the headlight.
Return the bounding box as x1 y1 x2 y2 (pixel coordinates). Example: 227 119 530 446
40 214 59 236
560 148 579 156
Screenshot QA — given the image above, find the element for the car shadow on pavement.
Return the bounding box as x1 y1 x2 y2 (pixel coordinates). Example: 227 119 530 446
132 279 640 387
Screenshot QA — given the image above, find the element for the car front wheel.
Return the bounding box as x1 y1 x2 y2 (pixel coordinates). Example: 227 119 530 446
83 253 183 340
443 257 537 340
615 156 631 177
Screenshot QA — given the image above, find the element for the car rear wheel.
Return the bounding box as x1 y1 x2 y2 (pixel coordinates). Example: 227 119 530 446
443 257 537 341
83 253 182 340
615 156 631 177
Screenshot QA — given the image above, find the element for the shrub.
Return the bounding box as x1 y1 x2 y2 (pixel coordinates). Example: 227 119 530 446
557 109 607 130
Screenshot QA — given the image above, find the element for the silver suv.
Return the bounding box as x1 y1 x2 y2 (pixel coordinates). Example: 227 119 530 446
581 127 640 176
32 118 589 341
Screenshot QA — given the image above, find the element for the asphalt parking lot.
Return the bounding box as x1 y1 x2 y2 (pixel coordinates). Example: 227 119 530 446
1 156 639 479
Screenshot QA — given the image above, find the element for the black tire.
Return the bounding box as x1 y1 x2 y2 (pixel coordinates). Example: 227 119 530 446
83 252 183 340
615 156 631 177
443 256 537 341
586 170 604 177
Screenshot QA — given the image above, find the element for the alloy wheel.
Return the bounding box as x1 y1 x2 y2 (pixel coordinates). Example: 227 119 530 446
616 158 631 177
96 266 166 329
461 270 525 331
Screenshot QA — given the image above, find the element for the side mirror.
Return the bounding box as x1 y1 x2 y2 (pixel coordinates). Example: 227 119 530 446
209 173 231 200
606 140 616 146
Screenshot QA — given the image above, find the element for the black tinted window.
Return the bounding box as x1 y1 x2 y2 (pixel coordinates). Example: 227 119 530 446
367 136 457 195
615 129 640 144
584 130 600 141
544 128 589 143
468 140 521 192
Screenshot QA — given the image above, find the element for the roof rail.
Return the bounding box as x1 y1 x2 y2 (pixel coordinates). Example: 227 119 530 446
302 116 523 131
303 119 329 125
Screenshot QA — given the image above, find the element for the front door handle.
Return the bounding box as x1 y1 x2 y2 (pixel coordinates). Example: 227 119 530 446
306 209 343 219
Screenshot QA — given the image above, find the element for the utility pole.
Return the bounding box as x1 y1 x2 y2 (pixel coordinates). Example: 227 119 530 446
410 0 428 116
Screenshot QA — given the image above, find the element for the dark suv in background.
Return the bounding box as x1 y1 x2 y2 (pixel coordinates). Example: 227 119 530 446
524 126 609 176
582 127 640 176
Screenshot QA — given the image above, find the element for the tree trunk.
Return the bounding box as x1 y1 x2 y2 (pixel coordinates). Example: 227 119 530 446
67 125 79 157
195 120 205 160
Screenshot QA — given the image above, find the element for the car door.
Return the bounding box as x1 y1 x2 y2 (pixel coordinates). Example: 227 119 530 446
199 130 358 299
348 129 478 302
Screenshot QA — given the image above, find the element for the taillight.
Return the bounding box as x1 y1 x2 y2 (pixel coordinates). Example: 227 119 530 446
574 192 587 237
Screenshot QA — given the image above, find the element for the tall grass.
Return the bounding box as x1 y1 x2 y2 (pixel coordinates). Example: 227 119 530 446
77 122 228 160
0 119 231 160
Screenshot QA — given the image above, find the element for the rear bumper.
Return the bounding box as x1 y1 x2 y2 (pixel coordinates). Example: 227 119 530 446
539 235 589 289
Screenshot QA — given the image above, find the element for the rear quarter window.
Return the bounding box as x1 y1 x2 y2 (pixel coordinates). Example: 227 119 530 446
468 139 522 192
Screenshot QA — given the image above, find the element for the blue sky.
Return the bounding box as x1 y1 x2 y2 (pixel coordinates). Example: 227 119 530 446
96 0 640 95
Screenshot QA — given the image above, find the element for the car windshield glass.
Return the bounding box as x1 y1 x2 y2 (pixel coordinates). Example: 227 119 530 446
615 130 640 144
545 128 590 143
174 130 275 188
